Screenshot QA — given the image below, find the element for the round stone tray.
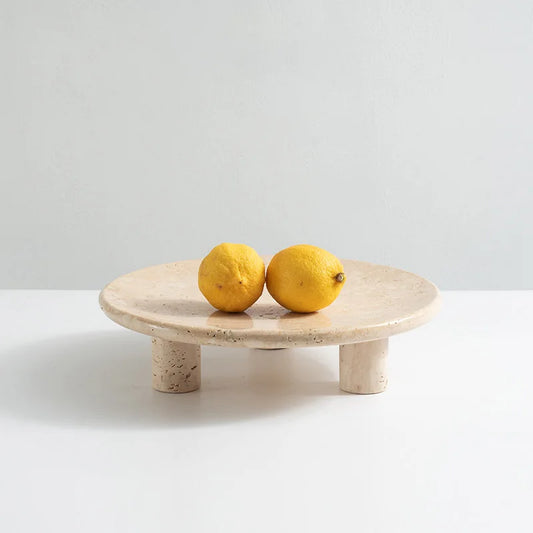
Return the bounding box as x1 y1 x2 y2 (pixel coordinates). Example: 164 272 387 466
100 259 440 394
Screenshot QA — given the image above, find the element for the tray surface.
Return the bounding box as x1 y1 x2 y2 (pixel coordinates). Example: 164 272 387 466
100 259 440 348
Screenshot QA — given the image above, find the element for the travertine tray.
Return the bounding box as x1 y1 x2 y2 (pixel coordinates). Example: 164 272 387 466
99 259 440 394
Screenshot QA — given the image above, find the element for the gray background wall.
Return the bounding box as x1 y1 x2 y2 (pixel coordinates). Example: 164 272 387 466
2 1 532 289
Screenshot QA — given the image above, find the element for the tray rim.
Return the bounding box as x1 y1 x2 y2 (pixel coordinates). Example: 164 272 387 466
99 259 441 348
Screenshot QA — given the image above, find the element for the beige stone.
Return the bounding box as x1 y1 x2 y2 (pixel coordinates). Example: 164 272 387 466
340 339 388 394
152 338 200 393
100 258 440 394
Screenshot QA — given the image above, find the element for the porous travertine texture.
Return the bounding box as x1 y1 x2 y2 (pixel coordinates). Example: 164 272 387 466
152 338 200 393
100 259 440 349
339 339 389 394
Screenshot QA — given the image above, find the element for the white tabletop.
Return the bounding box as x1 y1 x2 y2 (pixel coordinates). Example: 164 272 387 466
0 290 531 533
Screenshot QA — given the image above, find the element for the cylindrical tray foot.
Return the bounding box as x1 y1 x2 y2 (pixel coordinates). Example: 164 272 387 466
152 338 201 393
339 339 388 394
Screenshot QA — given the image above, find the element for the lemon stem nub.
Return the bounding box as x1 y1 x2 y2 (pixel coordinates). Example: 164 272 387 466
335 273 345 283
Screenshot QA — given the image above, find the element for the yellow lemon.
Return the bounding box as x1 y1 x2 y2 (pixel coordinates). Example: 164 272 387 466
266 244 345 313
198 243 265 312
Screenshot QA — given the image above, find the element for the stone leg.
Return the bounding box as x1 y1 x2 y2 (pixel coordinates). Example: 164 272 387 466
152 338 201 393
339 339 388 394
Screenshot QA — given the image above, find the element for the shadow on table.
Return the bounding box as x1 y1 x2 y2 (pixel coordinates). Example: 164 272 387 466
0 331 342 430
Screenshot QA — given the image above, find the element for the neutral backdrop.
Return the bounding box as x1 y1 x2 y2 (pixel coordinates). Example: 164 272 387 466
2 0 532 289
